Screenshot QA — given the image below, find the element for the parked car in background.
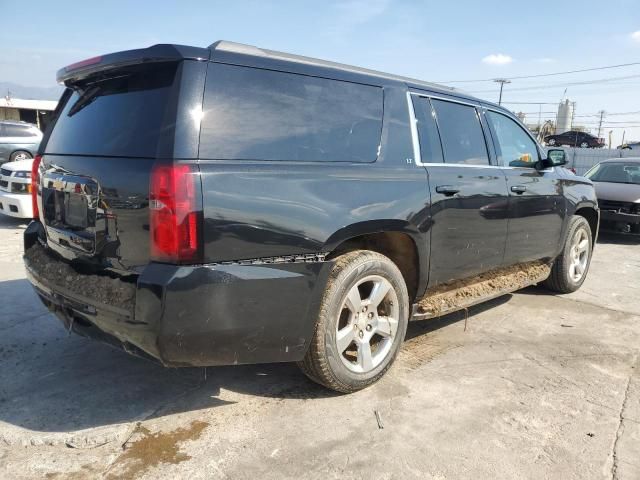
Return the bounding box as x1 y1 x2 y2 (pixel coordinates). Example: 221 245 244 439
544 130 604 148
0 121 42 165
585 158 640 235
0 158 34 218
617 141 640 150
23 41 599 393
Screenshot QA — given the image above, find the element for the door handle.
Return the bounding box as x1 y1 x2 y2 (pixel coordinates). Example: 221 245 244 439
510 185 527 194
435 185 460 196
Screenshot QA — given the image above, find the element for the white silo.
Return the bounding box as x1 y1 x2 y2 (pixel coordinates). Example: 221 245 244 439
555 100 573 134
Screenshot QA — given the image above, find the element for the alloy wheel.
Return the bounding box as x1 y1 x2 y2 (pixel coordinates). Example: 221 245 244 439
569 227 589 282
335 275 399 373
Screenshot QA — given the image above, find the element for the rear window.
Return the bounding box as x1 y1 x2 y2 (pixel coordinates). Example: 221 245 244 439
199 63 383 162
45 63 178 158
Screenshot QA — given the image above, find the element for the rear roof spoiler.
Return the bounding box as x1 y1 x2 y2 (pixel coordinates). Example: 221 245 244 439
57 44 210 85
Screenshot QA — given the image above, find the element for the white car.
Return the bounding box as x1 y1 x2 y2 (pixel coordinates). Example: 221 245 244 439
0 159 34 218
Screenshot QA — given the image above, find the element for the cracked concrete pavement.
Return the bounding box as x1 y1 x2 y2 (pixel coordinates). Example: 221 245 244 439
0 214 638 479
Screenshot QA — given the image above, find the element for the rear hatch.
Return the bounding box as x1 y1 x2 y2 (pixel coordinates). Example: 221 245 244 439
35 45 208 275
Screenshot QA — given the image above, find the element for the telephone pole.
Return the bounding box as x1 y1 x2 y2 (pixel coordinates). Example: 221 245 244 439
597 110 606 138
494 79 511 106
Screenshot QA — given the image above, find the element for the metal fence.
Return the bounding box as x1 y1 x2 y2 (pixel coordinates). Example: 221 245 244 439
548 147 638 175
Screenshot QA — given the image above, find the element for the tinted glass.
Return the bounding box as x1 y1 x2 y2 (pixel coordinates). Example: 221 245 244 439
45 64 178 157
3 124 35 137
200 63 383 162
487 111 539 168
412 96 443 163
585 163 640 184
431 99 489 165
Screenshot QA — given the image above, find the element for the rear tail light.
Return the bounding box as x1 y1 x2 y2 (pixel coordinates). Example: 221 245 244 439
31 155 41 219
149 163 201 263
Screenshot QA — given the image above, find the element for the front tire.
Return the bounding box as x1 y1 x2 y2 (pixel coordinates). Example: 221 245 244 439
298 250 409 393
579 142 589 148
544 216 593 293
547 138 556 146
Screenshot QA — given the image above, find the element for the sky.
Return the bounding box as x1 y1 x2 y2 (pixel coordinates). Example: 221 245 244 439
2 0 640 146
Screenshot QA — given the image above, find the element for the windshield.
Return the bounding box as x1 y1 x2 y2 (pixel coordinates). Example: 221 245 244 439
585 162 640 184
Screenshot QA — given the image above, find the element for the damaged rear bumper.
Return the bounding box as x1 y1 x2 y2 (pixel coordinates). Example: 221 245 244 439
23 224 330 367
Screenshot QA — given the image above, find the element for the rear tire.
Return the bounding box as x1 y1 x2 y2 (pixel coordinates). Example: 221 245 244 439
544 216 593 293
10 150 32 162
298 250 409 393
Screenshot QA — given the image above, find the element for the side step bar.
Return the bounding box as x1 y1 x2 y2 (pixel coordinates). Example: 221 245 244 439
411 261 552 320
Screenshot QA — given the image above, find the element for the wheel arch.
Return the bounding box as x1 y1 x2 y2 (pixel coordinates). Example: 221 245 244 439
574 204 599 242
324 221 427 303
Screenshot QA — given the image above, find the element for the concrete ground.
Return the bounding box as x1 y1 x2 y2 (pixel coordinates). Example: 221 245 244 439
0 214 638 480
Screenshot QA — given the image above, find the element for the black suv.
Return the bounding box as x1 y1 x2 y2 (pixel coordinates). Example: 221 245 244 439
544 130 604 148
23 42 599 392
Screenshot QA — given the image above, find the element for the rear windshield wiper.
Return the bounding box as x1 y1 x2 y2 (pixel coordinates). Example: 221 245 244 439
67 86 101 117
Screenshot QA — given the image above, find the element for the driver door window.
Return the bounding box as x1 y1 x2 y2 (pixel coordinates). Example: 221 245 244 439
487 111 540 168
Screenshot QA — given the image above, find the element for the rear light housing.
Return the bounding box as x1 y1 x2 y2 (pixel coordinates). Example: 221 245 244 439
149 163 202 264
31 155 41 219
64 55 102 72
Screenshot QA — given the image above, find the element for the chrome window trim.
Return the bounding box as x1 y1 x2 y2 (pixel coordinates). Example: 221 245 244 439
406 91 423 166
410 91 480 108
421 162 555 171
421 162 502 169
406 90 555 172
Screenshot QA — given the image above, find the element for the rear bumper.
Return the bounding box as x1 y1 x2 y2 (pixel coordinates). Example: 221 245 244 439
0 191 32 218
24 225 331 367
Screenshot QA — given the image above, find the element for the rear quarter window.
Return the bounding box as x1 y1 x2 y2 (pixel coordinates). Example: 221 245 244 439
45 63 178 158
199 63 383 162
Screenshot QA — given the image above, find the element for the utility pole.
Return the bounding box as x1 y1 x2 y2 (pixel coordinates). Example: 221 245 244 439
597 110 606 138
494 79 511 106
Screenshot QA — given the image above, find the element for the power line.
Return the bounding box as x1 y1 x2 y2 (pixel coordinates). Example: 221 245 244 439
466 74 640 93
439 61 640 83
501 101 558 105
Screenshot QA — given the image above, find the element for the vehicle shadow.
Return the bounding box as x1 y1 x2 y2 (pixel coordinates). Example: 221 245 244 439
0 273 512 435
0 214 29 231
596 231 639 245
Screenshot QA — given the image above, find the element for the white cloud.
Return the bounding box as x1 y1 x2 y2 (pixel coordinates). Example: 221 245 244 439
631 31 640 42
482 53 513 66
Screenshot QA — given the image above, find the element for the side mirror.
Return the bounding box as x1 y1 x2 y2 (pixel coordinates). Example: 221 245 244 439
537 149 567 169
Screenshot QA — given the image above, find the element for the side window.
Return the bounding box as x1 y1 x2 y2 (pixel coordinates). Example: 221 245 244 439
3 124 33 137
412 96 443 163
199 63 383 162
487 111 539 168
431 99 489 165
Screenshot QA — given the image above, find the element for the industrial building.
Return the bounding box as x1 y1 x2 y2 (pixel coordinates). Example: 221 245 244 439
0 95 58 131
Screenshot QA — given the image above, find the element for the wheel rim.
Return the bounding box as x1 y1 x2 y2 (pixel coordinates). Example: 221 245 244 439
569 227 589 282
335 275 399 374
13 153 28 161
549 139 556 145
580 142 588 148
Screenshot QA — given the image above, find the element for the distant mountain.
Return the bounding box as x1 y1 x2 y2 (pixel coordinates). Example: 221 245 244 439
0 82 63 101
